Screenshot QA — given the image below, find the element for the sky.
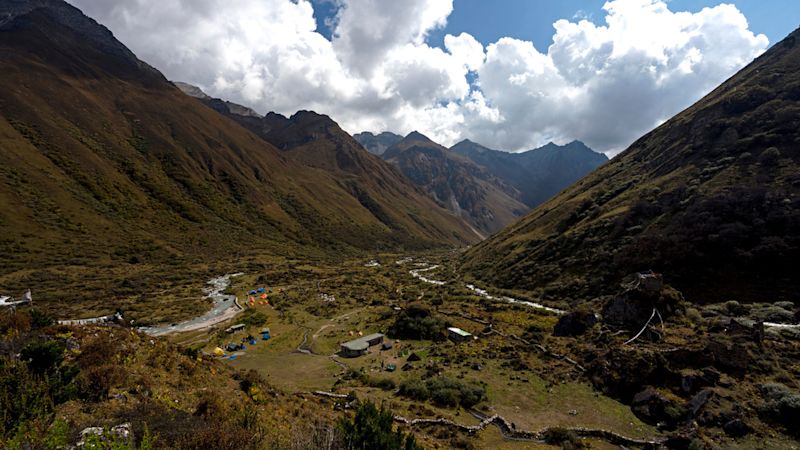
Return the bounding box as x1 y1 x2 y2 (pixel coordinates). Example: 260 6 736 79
68 0 798 155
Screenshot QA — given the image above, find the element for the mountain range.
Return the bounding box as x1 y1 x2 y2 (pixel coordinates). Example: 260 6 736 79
462 27 800 305
376 131 529 236
450 139 608 208
353 131 607 235
352 131 403 156
0 0 479 283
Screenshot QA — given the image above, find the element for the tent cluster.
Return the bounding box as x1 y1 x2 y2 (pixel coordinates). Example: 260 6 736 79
212 327 271 359
246 287 271 307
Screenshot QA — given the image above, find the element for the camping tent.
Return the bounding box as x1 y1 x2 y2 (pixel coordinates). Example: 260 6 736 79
213 347 225 357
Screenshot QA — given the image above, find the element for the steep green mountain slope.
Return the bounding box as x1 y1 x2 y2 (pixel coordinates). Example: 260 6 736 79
381 132 529 236
450 139 608 208
353 131 403 156
463 28 800 305
0 0 477 315
174 85 480 245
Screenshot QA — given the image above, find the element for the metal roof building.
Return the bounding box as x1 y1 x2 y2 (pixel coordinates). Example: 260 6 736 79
447 327 473 343
340 333 384 357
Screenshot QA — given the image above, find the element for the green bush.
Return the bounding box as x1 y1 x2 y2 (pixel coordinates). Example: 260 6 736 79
28 309 54 328
389 303 449 341
239 311 268 327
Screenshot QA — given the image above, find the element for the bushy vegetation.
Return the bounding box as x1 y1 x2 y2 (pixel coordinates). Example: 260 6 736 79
398 376 486 408
343 368 397 391
239 310 268 327
388 303 449 341
542 427 588 449
758 383 800 435
335 401 421 450
614 187 800 302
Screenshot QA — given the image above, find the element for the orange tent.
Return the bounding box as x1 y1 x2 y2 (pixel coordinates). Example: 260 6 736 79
260 293 267 299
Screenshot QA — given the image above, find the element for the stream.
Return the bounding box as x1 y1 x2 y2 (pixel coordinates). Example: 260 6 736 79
139 273 244 336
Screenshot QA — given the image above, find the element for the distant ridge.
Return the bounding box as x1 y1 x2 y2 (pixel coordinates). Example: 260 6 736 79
450 139 608 208
353 131 403 156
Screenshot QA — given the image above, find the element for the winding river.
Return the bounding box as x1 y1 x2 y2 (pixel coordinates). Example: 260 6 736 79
139 273 244 336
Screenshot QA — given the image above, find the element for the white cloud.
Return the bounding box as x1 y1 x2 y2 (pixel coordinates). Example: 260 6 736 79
68 0 768 154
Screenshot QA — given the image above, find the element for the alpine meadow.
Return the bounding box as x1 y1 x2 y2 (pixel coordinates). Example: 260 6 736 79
1 1 799 449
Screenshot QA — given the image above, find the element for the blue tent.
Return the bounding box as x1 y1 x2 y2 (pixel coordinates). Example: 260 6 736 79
256 287 266 293
249 290 257 295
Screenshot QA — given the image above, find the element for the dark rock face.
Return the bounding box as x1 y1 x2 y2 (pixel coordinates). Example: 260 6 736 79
723 419 751 437
679 368 720 395
631 386 682 427
553 311 597 336
450 139 608 208
686 389 714 420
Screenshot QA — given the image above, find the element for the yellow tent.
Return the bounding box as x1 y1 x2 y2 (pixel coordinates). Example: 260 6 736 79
213 347 225 357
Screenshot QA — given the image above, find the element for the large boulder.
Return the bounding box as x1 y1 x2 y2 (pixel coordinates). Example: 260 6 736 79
553 311 597 337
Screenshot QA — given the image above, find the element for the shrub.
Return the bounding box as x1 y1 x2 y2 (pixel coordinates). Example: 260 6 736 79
758 383 800 435
389 303 449 341
20 339 65 374
78 364 127 401
335 401 421 450
28 309 54 328
543 427 588 449
239 311 268 327
398 377 486 409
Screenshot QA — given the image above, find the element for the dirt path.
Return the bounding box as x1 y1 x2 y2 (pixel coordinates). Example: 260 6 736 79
313 323 335 339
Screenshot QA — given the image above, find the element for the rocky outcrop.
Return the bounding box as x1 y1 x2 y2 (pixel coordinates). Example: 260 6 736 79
602 272 684 339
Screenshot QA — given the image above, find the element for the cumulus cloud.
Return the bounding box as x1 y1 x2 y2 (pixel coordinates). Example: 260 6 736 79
68 0 768 154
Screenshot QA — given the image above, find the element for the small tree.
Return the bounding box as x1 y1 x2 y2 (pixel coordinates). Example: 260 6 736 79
336 401 421 450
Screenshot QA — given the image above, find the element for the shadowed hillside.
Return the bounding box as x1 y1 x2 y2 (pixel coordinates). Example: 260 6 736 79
381 132 528 236
463 28 800 305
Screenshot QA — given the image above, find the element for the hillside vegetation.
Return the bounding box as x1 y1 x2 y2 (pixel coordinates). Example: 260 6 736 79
463 28 800 306
0 0 476 319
